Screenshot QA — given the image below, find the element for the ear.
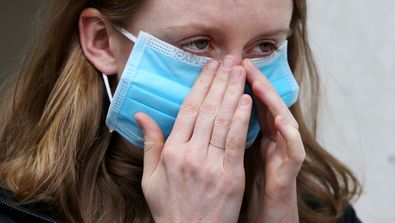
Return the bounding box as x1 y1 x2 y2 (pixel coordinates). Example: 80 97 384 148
79 8 117 75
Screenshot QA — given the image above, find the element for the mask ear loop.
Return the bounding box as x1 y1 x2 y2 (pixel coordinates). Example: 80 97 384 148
102 74 113 103
102 26 138 103
113 26 138 42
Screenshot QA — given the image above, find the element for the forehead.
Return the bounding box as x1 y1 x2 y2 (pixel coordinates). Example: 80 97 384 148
132 0 293 34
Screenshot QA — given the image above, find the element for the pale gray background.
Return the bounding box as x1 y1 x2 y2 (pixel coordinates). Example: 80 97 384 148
308 1 395 223
0 1 395 222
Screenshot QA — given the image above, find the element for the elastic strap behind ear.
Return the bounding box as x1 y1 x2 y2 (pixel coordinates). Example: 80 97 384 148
114 26 138 43
102 74 113 102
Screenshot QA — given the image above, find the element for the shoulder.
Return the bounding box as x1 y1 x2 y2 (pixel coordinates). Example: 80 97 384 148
0 188 61 223
337 205 362 223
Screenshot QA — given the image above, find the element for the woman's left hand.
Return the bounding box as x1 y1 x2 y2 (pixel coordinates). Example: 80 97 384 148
242 59 305 223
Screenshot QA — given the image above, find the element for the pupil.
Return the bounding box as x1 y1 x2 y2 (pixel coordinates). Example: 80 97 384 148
260 43 273 52
195 40 208 49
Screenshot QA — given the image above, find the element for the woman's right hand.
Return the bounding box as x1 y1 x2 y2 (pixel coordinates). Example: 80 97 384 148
135 57 252 223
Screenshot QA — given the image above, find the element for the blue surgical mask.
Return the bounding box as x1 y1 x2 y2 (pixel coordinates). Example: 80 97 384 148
103 27 299 149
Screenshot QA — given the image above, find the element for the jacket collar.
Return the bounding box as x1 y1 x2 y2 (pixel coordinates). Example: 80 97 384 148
0 188 60 223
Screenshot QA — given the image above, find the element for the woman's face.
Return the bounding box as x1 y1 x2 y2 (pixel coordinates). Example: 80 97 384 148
117 0 293 68
105 0 293 149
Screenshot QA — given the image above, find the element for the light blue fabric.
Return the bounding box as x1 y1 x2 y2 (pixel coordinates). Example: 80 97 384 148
104 29 299 149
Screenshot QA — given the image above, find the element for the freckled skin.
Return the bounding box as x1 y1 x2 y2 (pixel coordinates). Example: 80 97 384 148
113 0 293 79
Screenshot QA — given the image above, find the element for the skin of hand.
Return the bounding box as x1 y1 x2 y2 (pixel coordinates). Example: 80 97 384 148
135 57 252 223
242 59 305 223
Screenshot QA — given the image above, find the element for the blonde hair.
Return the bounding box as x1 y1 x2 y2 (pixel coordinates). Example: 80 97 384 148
0 0 360 222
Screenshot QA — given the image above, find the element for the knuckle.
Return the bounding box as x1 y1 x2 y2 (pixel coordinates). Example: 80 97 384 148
286 131 306 162
226 135 244 150
227 88 239 96
265 80 275 91
272 178 291 193
214 116 231 128
202 166 218 182
293 149 306 164
179 157 200 175
288 128 301 143
199 102 218 117
180 101 199 115
233 109 250 123
234 115 250 126
215 71 229 84
197 75 213 86
143 139 160 151
161 148 176 164
222 173 245 195
220 177 232 191
143 141 154 150
224 148 240 163
210 134 225 148
259 78 272 91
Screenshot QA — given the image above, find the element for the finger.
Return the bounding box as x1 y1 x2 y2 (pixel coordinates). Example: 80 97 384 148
135 112 165 177
259 137 276 165
274 115 305 173
208 66 246 158
253 95 276 138
191 56 236 151
264 131 287 171
243 59 299 129
223 94 252 173
167 59 219 144
263 132 296 189
263 138 280 174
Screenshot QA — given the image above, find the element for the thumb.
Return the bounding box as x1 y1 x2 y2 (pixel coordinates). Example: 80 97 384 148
135 112 164 177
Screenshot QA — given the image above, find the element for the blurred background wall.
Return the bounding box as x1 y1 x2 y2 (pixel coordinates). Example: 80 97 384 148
0 1 394 222
0 1 41 83
308 1 395 222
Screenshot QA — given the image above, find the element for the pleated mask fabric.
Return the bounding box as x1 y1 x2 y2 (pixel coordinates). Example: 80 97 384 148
103 27 299 148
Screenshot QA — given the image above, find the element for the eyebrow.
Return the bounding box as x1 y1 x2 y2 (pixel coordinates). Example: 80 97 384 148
164 23 221 33
164 23 291 37
263 28 291 37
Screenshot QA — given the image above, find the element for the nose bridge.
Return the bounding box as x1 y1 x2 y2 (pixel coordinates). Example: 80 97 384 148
217 37 247 65
214 49 243 66
210 32 249 65
227 51 243 65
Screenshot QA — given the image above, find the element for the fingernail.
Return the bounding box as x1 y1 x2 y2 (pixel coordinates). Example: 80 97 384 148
207 60 219 71
230 68 241 80
240 95 250 106
223 57 234 68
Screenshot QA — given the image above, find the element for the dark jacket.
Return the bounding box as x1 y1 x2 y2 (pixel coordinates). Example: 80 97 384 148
0 188 362 223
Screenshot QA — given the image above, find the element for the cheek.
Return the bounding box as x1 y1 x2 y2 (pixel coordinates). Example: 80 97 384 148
116 40 134 80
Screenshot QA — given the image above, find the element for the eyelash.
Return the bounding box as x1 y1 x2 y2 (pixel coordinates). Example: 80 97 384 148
249 42 280 58
180 37 279 58
180 37 213 56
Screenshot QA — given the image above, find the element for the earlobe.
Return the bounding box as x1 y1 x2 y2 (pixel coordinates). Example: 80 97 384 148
79 8 118 75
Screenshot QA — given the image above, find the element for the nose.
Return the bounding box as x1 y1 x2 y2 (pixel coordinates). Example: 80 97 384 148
218 54 243 66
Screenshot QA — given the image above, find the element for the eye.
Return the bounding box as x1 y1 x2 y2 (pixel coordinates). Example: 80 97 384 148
180 37 213 55
259 42 277 53
186 39 209 50
248 42 279 58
